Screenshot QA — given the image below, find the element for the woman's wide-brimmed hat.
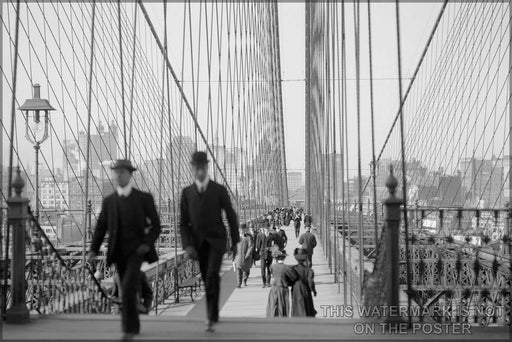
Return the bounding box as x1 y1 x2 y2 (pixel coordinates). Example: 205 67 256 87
190 151 209 166
294 248 309 262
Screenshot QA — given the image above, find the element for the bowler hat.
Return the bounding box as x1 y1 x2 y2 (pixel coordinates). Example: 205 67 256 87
294 248 309 262
191 151 209 166
111 159 137 172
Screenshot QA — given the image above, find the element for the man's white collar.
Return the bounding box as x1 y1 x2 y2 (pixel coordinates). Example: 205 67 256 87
195 176 210 192
117 180 133 197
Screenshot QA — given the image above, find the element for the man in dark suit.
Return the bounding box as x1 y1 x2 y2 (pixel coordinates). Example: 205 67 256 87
294 214 302 238
180 151 239 332
278 226 288 247
299 225 317 266
255 223 270 287
255 221 284 287
88 159 161 340
304 212 313 227
234 223 254 287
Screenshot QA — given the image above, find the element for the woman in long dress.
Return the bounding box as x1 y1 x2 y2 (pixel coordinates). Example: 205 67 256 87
291 248 317 317
266 247 298 317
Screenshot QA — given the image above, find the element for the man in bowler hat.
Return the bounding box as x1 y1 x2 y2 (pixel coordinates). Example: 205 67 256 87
88 159 161 340
299 225 317 266
180 151 239 332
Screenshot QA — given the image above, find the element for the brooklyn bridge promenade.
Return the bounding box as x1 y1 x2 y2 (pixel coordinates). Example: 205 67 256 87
2 0 512 340
3 222 510 340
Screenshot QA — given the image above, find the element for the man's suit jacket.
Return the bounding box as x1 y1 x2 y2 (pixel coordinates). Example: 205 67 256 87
255 231 283 260
278 229 288 246
255 232 268 258
299 232 317 256
90 188 161 266
269 230 285 250
180 180 239 253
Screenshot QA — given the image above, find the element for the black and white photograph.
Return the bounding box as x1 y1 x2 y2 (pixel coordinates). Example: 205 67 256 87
0 0 511 341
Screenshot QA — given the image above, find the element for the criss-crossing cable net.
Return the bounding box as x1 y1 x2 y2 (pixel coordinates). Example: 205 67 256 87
375 1 511 212
1 0 288 242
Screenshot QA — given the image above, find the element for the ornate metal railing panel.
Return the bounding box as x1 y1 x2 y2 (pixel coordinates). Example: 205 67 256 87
143 252 200 308
362 204 511 326
3 208 201 315
399 231 511 326
12 211 112 315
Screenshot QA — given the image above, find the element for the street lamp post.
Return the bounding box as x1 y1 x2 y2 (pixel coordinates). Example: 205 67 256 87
19 84 55 223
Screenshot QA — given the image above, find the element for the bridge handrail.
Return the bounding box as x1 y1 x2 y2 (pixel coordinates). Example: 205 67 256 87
357 168 511 327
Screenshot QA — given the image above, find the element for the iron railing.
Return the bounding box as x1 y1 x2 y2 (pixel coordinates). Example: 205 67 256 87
2 206 201 316
365 179 510 326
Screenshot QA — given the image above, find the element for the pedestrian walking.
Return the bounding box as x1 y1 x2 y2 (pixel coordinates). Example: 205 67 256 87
88 159 161 340
298 225 317 266
278 226 288 247
234 223 254 287
179 151 239 332
266 247 298 317
293 214 302 238
304 212 313 227
291 248 317 317
255 223 271 287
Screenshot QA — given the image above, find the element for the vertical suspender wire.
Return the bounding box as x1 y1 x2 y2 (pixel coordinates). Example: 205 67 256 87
325 2 332 273
344 15 353 305
331 0 338 285
187 0 198 148
117 0 127 158
83 0 97 278
175 5 187 293
273 2 288 207
154 65 163 313
6 0 20 200
175 2 185 301
163 0 178 306
335 0 343 294
4 0 21 318
508 0 512 256
305 1 311 216
395 0 412 326
340 0 349 304
321 4 326 252
0 0 4 317
128 4 138 160
367 0 379 242
154 0 169 315
354 0 365 300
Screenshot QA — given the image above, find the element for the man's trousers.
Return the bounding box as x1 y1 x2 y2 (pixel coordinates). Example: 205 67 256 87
116 254 143 334
197 241 224 323
260 255 272 285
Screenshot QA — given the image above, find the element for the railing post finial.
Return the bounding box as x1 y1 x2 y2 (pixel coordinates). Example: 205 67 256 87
385 164 398 197
12 166 25 197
